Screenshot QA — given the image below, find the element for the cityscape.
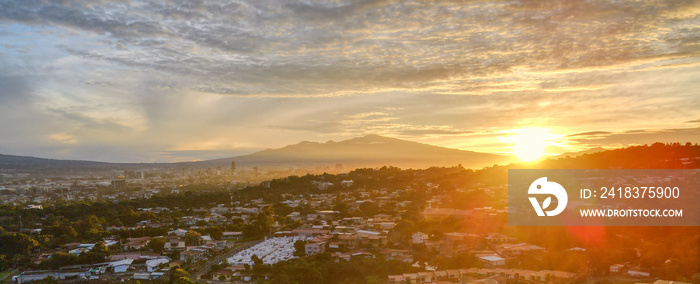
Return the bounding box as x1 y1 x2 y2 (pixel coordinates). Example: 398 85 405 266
1 142 699 283
1 0 699 284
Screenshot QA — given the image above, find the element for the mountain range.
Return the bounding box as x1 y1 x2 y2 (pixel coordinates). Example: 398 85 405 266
0 135 513 172
195 134 513 169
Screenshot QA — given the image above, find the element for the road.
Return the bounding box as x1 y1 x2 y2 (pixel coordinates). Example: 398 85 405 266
192 240 261 281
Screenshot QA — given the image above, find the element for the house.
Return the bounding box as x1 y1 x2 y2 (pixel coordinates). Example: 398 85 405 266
69 243 95 255
380 249 412 262
337 235 358 249
412 232 428 244
213 269 238 281
478 255 506 267
496 243 545 257
180 250 205 262
133 272 165 280
213 266 245 281
222 231 243 240
318 210 340 220
332 252 351 262
357 232 388 248
388 268 576 284
13 269 91 283
628 270 650 277
348 251 374 259
418 272 434 283
146 258 170 272
108 258 134 273
610 263 625 273
387 274 405 284
287 212 302 221
122 237 151 251
485 233 513 243
305 240 327 255
164 236 186 251
291 228 329 238
169 229 188 237
210 240 229 250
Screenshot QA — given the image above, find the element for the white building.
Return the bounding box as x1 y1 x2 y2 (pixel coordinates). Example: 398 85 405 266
169 229 188 237
305 241 326 256
108 259 133 273
412 232 428 244
478 255 505 267
146 258 170 272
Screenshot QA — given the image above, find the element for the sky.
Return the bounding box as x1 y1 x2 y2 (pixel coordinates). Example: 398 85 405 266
0 0 699 163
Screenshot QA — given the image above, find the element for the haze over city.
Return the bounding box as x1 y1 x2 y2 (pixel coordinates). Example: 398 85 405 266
1 0 699 163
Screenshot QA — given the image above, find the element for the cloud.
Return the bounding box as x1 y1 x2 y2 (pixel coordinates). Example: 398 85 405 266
567 131 612 137
569 127 700 147
49 133 78 144
0 0 698 162
2 0 698 97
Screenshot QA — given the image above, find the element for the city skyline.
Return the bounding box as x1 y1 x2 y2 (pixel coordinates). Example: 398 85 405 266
1 0 699 162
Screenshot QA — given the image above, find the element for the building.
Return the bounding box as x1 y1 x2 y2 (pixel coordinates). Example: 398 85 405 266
108 259 134 273
222 231 243 240
305 240 325 256
180 250 205 262
496 243 545 257
111 179 126 190
479 255 506 267
13 269 91 283
388 268 576 284
122 237 151 251
146 258 170 272
412 232 428 244
164 236 186 251
292 228 330 238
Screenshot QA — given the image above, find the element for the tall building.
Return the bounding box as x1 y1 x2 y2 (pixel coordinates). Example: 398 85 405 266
111 178 126 190
231 161 236 173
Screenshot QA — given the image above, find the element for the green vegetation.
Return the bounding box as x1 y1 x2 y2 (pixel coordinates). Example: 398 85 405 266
256 253 416 284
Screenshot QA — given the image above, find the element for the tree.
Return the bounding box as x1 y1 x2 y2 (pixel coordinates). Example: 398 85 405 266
359 201 379 217
184 231 201 246
169 267 190 284
148 237 166 253
254 206 275 237
0 233 39 258
46 252 78 269
251 254 263 271
293 240 306 257
174 277 194 284
208 227 223 241
169 249 180 261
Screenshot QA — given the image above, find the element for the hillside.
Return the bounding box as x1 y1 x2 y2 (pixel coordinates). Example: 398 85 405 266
195 134 513 170
0 135 513 172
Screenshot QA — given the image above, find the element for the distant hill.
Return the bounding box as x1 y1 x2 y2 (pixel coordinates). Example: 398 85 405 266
558 147 607 158
0 153 163 173
193 134 514 170
0 135 514 172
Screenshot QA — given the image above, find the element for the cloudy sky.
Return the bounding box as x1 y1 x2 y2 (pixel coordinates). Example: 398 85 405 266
0 0 699 162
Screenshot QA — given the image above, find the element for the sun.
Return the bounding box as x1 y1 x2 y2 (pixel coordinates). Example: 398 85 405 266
503 128 555 162
513 132 546 162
